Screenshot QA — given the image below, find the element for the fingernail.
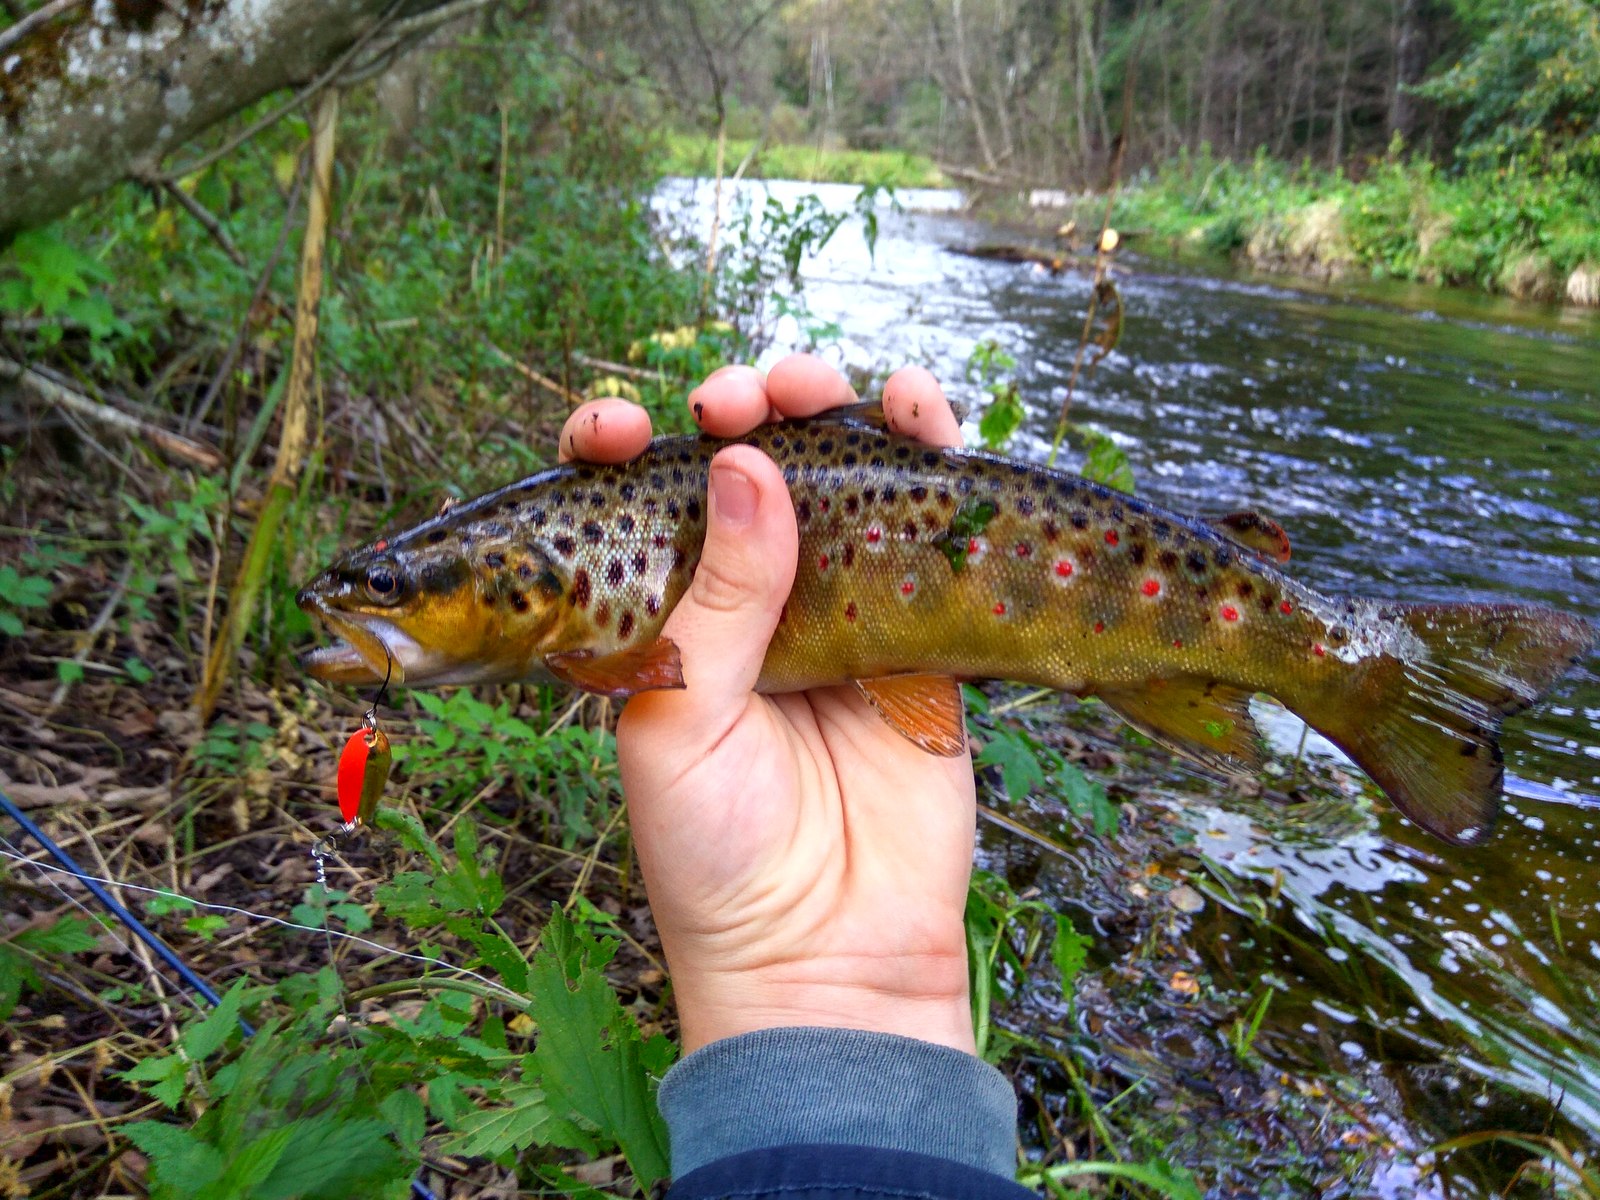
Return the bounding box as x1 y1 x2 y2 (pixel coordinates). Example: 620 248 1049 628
710 462 757 528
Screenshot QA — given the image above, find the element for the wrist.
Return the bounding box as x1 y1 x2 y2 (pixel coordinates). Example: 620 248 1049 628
671 956 976 1055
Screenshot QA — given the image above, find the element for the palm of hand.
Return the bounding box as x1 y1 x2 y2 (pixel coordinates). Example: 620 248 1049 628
621 682 976 1048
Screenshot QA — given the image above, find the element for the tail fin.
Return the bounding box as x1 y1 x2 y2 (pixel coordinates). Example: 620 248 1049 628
1314 603 1594 845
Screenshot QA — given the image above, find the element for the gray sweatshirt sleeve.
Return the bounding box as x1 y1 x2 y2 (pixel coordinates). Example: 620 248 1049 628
656 1026 1020 1180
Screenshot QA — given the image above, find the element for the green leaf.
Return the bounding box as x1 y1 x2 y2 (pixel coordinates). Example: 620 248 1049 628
255 1117 409 1200
526 906 671 1190
975 729 1046 801
123 1121 226 1197
1057 762 1118 835
1078 427 1135 494
181 979 247 1062
978 387 1025 450
120 1053 190 1110
15 914 99 955
0 612 23 637
56 659 84 685
1052 915 1090 987
439 1082 569 1158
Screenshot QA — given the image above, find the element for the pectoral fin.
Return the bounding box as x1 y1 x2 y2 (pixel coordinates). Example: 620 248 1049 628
856 674 968 756
1204 512 1292 563
1096 679 1265 777
544 637 685 697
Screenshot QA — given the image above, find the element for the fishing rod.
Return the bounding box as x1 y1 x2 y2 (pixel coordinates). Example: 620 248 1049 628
0 786 441 1200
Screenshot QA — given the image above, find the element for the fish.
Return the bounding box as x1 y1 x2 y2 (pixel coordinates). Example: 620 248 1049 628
297 405 1596 846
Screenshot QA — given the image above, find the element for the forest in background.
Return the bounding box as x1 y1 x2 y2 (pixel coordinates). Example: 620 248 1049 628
637 0 1600 302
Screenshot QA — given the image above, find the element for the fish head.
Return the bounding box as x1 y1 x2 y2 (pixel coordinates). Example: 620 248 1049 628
297 523 569 688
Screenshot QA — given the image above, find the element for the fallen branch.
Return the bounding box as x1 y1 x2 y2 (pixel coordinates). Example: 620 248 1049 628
0 356 224 470
139 174 248 270
571 352 663 383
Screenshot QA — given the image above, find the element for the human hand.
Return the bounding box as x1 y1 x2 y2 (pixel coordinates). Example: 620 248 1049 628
558 354 978 1055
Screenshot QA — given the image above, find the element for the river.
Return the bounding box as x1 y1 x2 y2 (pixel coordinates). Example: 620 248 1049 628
660 178 1600 1187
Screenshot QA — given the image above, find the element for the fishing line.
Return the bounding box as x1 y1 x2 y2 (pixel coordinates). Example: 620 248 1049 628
0 845 521 1005
1 790 452 1200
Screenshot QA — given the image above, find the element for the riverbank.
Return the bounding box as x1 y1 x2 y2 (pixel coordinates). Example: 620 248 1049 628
657 132 947 189
1104 149 1600 307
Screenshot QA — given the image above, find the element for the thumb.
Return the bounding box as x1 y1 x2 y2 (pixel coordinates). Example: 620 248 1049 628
625 444 797 742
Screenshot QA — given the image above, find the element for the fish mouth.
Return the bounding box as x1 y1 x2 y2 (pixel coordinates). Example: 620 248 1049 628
298 593 410 687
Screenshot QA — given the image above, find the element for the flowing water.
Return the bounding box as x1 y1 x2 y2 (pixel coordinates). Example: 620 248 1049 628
661 179 1600 1180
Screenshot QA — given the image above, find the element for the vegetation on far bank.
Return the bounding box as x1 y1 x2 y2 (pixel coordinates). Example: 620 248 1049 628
1109 145 1600 305
658 132 947 189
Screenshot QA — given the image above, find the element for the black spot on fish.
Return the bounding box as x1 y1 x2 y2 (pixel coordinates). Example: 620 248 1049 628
1017 496 1034 516
1043 519 1060 542
1128 544 1146 566
427 529 448 544
672 546 687 571
1236 580 1254 598
633 550 648 576
618 610 635 639
650 473 666 490
922 451 939 467
618 514 635 534
666 499 680 519
910 485 928 502
1159 550 1179 570
870 455 886 467
606 559 625 586
589 491 606 508
646 595 661 616
770 434 786 449
595 601 610 629
902 520 917 540
671 468 684 485
842 543 855 567
882 486 897 504
819 439 835 454
1461 741 1479 757
553 535 576 557
1070 512 1089 530
576 467 595 481
846 432 861 446
518 563 535 582
687 498 701 521
894 445 911 460
1186 551 1208 574
485 552 505 568
510 591 529 612
582 522 604 544
842 453 858 466
620 483 636 502
1215 549 1234 568
572 569 591 608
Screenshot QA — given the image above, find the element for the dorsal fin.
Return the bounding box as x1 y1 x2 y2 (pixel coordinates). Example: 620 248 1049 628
794 401 891 431
1203 512 1292 563
856 674 967 756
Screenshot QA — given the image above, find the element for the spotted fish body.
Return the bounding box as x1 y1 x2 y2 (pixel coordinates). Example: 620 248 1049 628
299 409 1595 845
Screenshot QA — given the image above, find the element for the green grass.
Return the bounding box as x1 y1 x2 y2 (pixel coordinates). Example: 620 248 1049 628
1113 145 1600 303
658 132 947 188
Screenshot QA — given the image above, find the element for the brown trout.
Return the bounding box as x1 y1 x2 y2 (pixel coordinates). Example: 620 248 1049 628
298 407 1595 845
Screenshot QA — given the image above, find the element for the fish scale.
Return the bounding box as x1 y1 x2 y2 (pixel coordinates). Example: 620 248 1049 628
299 408 1595 846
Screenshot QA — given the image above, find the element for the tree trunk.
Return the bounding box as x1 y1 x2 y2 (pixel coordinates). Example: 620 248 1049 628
1388 0 1423 142
0 0 454 238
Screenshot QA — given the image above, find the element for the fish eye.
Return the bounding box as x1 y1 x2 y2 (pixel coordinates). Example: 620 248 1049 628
365 566 402 605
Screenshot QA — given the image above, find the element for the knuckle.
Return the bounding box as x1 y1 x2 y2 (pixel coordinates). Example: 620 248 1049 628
689 553 760 614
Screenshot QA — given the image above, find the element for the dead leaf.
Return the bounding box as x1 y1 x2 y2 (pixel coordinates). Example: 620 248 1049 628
1168 971 1200 996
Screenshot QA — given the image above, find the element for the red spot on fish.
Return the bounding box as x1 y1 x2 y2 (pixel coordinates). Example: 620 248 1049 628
1313 643 1326 657
819 498 830 512
1015 542 1031 558
968 537 981 554
1141 578 1161 597
1173 638 1184 649
1104 529 1120 546
993 601 1007 616
374 539 388 552
1280 600 1294 614
901 580 915 596
867 527 882 543
845 601 857 622
1221 604 1240 622
1055 560 1074 578
818 553 830 571
1093 621 1105 633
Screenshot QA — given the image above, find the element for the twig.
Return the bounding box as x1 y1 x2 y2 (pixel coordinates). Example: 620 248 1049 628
197 88 340 721
572 352 662 383
138 173 247 269
46 559 136 712
0 356 224 470
482 337 581 405
0 0 81 57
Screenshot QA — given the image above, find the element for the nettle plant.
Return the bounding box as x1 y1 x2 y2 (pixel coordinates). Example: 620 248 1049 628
117 816 672 1199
